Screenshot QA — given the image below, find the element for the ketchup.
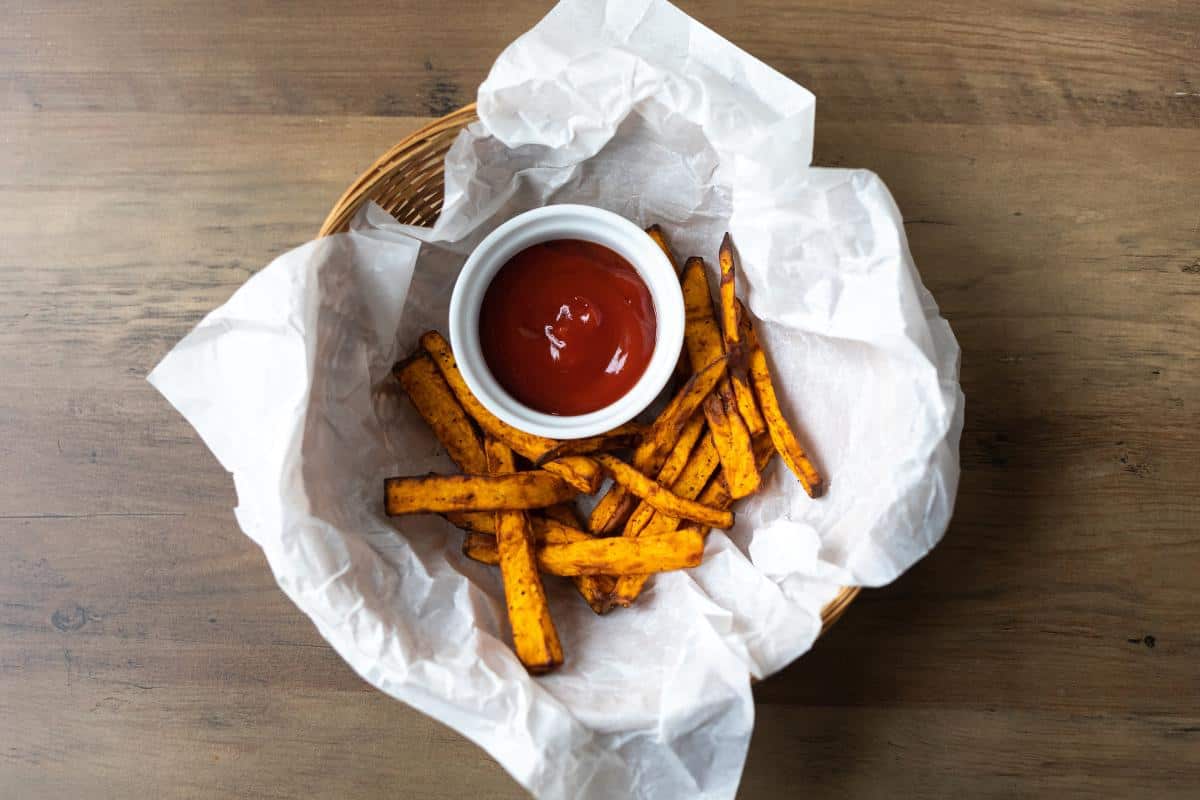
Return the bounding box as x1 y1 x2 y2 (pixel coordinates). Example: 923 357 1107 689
479 239 656 416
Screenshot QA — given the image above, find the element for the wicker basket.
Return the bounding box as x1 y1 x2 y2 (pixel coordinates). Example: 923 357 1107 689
320 104 860 634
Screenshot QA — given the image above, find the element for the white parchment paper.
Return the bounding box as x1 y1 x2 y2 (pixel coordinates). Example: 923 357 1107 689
149 1 963 797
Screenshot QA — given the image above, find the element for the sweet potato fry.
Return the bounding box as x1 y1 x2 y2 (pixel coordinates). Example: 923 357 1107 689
462 528 705 576
611 436 772 607
443 510 496 532
622 412 706 539
393 355 516 531
633 432 722 539
647 224 692 382
453 513 591 544
530 519 589 545
543 502 583 529
646 224 680 275
699 436 775 510
705 387 760 499
486 439 612 612
717 234 766 436
534 422 646 466
484 437 562 673
681 258 760 496
586 491 634 536
652 412 708 485
641 356 726 464
610 433 720 607
420 331 602 493
662 434 715 515
537 456 602 495
739 303 824 498
552 522 615 613
384 472 576 515
594 454 733 529
452 498 611 612
587 356 726 533
681 257 725 370
577 575 616 615
394 354 488 473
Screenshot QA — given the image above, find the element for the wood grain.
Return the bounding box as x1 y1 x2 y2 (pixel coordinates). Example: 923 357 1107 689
2 1 1198 798
3 2 1199 128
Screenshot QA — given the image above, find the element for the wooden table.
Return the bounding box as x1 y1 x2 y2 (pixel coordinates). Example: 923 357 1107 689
3 2 1197 797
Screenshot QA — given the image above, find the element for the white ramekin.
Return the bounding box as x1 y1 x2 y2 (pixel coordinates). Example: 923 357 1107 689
448 205 684 440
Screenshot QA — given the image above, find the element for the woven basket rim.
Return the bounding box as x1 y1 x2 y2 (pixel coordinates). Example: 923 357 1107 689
320 103 860 634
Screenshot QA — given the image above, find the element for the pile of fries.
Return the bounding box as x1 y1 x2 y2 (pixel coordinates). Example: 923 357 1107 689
385 227 822 673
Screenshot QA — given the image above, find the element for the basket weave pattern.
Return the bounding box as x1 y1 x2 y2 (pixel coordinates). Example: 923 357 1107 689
321 104 859 634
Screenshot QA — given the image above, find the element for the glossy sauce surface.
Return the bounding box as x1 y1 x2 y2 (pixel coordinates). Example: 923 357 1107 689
479 239 656 416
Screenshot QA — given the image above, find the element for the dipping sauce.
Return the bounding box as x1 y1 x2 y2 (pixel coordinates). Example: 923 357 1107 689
479 239 656 416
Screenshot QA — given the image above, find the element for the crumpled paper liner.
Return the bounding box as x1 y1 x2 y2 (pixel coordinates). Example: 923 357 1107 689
149 1 963 797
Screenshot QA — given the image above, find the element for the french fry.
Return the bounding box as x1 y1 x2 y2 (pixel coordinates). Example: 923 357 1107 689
446 511 590 544
543 502 583 529
640 357 727 466
699 436 775 510
384 472 576 515
491 438 614 614
420 331 602 494
582 577 617 615
681 258 760 498
681 257 726 369
651 412 707 485
484 437 563 673
739 302 824 498
535 456 602 495
392 356 499 533
394 354 489 473
586 492 634 536
534 422 646 466
646 224 681 276
648 224 692 383
443 510 496 532
635 433 721 539
483 435 515 471
622 412 706 539
594 454 733 529
462 528 705 576
385 227 826 662
705 387 760 499
543 493 617 612
717 234 766 436
611 436 772 607
611 433 720 607
587 356 727 533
